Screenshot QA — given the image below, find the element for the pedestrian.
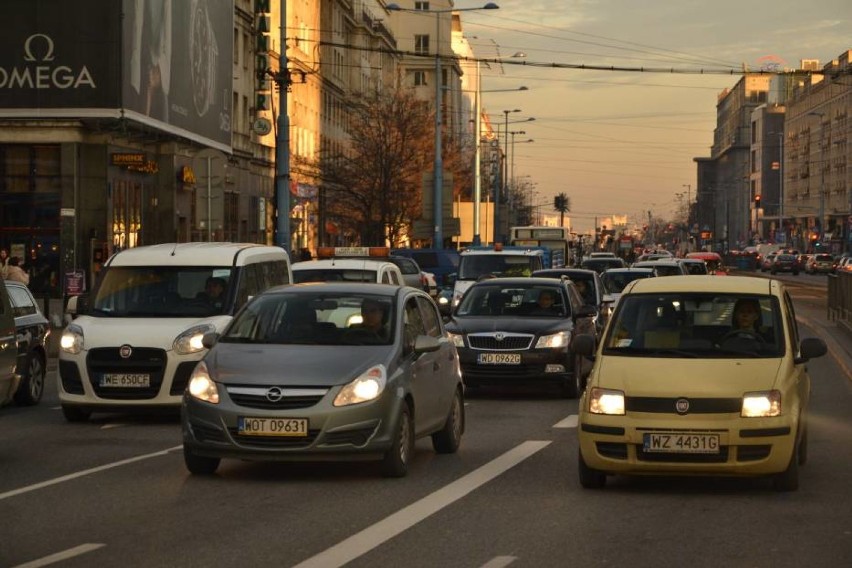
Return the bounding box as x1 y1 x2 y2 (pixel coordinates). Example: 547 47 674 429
4 256 29 285
0 248 8 279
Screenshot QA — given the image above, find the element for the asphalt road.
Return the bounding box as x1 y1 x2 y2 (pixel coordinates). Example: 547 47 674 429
1 274 850 568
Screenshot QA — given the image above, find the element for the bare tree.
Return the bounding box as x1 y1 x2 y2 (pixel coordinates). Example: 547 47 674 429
311 83 434 246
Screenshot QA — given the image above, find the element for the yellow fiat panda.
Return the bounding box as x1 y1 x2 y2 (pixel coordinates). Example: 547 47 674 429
574 275 826 491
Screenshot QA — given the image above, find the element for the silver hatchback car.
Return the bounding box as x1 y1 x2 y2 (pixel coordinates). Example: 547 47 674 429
181 282 464 477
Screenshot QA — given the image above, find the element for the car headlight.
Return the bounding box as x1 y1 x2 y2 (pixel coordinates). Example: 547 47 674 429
741 390 781 417
589 387 625 415
447 332 465 348
174 324 215 355
438 295 450 306
334 365 387 407
187 361 219 404
535 331 569 349
60 324 84 354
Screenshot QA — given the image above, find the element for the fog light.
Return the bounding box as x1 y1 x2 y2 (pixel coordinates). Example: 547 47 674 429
545 364 565 373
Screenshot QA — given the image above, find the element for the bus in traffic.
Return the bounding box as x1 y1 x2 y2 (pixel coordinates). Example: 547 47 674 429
509 225 575 268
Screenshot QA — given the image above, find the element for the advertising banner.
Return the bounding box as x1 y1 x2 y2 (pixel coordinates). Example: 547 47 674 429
0 0 122 108
121 0 233 151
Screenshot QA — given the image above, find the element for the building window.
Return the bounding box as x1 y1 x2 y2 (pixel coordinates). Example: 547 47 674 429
413 71 427 86
414 34 430 55
415 1 430 10
223 191 240 242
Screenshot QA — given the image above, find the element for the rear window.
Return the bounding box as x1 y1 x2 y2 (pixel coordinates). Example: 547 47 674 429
814 254 832 261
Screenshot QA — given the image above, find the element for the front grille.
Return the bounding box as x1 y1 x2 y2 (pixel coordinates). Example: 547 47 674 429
636 445 729 463
228 430 320 448
59 360 84 394
468 333 533 350
226 386 327 410
323 427 377 447
461 363 555 380
86 347 166 399
627 397 741 414
736 445 772 461
171 361 198 395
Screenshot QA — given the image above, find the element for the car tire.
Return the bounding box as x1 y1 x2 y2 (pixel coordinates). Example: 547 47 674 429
13 352 46 406
772 441 800 492
381 404 413 478
561 368 581 399
578 448 606 489
61 405 91 423
797 423 808 466
183 446 220 475
432 388 464 454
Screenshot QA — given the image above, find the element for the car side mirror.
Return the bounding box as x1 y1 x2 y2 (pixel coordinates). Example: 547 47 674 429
414 334 441 354
575 305 597 319
67 294 88 317
201 331 220 349
795 337 827 364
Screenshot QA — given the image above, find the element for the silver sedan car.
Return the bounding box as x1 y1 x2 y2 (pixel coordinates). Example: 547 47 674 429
181 282 464 477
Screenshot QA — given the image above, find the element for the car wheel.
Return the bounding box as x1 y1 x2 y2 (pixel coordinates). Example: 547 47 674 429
561 367 581 399
183 446 220 475
61 405 91 423
798 423 808 466
432 388 464 454
772 441 800 492
578 448 606 489
14 352 46 406
382 404 414 478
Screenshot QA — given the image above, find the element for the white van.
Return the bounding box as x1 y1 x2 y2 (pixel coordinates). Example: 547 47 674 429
58 243 292 421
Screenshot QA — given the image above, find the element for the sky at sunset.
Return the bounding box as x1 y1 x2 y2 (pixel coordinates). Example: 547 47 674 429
456 0 851 232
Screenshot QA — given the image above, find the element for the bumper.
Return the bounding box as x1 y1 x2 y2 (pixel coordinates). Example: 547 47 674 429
578 412 798 476
182 386 404 462
458 348 573 386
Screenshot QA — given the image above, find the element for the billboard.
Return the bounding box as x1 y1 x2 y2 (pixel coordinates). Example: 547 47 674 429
0 0 122 108
122 0 233 151
0 0 232 152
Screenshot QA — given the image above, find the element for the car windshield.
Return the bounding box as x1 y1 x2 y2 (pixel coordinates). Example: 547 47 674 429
601 271 653 293
90 266 233 317
458 255 539 280
603 293 784 358
221 292 394 345
456 283 567 317
293 269 378 283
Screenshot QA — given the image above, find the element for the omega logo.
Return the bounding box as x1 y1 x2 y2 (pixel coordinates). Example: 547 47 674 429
0 33 97 90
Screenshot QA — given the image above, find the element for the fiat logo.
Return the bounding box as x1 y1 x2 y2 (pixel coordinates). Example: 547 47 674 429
266 386 285 402
119 345 133 359
675 398 690 414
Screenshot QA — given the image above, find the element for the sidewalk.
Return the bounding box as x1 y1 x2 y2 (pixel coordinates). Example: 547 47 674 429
793 302 852 382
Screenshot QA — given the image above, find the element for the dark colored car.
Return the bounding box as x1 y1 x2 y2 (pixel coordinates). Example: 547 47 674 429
444 277 596 398
532 268 612 340
391 248 460 289
0 281 49 406
771 253 799 275
182 282 464 478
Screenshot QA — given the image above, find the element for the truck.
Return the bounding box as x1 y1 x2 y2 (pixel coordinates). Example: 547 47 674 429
451 244 554 307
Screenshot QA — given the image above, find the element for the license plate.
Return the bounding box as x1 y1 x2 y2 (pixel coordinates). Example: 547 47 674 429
643 433 720 454
477 353 521 365
100 373 150 387
238 417 308 437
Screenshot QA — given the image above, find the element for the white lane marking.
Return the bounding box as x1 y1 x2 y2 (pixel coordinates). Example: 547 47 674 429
481 556 518 568
0 446 182 502
13 543 105 568
553 414 578 429
100 423 126 430
292 441 551 568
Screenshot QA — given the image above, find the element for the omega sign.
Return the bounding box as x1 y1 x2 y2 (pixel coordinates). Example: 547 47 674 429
0 34 96 89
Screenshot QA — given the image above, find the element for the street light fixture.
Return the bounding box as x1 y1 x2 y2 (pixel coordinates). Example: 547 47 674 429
387 2 499 249
495 108 521 243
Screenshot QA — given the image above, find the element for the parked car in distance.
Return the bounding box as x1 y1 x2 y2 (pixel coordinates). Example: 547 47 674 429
770 253 799 275
182 282 464 477
445 277 597 398
574 275 827 491
805 253 834 274
0 281 50 406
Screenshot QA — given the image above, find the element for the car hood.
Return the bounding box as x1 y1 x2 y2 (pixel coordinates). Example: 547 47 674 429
593 356 783 396
447 316 571 335
206 343 394 386
73 315 232 350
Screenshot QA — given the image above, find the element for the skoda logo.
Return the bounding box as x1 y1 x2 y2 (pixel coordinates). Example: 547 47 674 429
266 386 285 402
495 332 505 341
675 398 690 414
119 345 133 359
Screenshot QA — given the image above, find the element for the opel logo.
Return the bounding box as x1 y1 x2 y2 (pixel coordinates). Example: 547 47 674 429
495 332 505 341
675 398 690 414
266 386 285 402
119 344 133 359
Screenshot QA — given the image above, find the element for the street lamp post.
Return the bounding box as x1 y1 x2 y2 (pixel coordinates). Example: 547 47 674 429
808 112 827 248
388 2 499 249
497 108 519 243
